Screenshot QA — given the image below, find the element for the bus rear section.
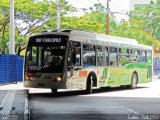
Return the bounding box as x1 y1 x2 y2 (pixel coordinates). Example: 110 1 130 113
24 34 68 91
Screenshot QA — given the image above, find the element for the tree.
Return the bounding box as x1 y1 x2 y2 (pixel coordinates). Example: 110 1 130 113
60 15 104 33
0 0 75 53
130 0 160 39
47 2 117 34
110 19 160 48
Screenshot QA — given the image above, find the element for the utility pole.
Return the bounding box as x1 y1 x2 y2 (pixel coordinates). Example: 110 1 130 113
106 0 110 35
9 0 15 54
56 0 61 29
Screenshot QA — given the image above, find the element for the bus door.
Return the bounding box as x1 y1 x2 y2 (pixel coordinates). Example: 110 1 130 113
67 41 81 88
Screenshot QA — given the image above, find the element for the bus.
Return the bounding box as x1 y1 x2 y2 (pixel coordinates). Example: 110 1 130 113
24 29 153 94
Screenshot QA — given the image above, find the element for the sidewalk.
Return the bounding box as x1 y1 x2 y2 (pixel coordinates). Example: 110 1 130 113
0 82 52 93
0 82 29 120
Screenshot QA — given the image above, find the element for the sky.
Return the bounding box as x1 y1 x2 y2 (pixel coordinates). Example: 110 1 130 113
67 0 130 22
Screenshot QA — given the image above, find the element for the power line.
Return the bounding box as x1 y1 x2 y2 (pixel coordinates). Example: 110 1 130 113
110 3 126 12
97 0 106 6
110 11 128 15
98 0 129 15
97 0 129 14
76 0 92 8
110 1 129 13
67 0 129 17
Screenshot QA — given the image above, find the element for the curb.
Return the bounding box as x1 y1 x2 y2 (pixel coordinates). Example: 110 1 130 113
24 89 30 120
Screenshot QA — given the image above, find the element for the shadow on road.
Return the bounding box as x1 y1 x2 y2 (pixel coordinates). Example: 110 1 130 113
29 86 148 98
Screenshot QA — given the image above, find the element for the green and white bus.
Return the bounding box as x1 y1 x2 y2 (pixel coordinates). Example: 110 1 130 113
24 29 153 93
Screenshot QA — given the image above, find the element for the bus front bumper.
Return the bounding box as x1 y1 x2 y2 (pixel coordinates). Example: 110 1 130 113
24 81 66 89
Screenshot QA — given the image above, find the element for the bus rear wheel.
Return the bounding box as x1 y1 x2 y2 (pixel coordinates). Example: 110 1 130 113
86 75 93 94
51 89 58 93
130 73 138 89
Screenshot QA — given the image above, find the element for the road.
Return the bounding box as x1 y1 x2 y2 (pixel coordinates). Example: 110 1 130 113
29 79 160 120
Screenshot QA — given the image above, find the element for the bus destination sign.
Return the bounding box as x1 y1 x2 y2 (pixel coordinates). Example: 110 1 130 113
36 38 62 43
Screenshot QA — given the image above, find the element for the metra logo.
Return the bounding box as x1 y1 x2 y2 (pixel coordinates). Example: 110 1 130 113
36 38 62 43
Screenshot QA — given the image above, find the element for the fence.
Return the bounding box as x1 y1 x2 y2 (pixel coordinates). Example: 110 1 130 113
0 54 24 85
17 56 24 82
153 57 160 77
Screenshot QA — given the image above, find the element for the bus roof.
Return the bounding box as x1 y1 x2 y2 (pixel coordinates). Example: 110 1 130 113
95 34 152 50
39 29 152 50
96 34 138 45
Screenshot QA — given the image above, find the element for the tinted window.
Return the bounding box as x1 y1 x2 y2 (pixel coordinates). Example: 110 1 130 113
140 50 147 63
97 46 109 66
26 45 66 72
109 47 117 53
83 44 96 67
109 47 118 66
72 42 81 66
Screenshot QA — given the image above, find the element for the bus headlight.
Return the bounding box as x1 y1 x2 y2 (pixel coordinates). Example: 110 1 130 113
56 77 61 82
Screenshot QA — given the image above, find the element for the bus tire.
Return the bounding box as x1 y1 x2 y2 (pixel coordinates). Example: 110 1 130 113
86 74 93 94
51 89 58 93
130 73 138 89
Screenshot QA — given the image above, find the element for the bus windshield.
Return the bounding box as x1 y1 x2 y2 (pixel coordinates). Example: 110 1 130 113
26 45 66 72
25 35 68 72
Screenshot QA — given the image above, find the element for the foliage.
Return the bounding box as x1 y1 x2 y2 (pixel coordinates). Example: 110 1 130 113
0 0 75 53
58 13 105 33
1 0 160 54
110 19 160 48
130 0 160 39
47 2 117 34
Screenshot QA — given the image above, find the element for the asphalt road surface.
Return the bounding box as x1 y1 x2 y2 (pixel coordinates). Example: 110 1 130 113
29 79 160 120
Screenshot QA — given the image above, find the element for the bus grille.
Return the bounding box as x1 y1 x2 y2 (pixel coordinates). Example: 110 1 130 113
34 73 41 78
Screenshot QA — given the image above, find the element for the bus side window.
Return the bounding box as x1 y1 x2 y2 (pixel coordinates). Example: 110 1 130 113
127 49 130 54
133 49 140 63
97 46 103 66
105 47 109 66
118 48 121 53
118 48 130 66
96 46 108 66
72 42 81 66
83 44 95 67
135 50 141 55
130 49 133 54
140 50 147 63
109 47 118 67
147 50 152 62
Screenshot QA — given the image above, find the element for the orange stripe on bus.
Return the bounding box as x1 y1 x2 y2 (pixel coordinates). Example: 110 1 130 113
79 71 87 77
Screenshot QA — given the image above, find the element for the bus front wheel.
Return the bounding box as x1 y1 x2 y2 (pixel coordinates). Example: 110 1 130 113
86 75 93 94
130 73 138 89
51 89 58 93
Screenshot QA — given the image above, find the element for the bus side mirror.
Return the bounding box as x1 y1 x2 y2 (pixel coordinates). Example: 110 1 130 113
17 46 21 56
17 46 26 56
